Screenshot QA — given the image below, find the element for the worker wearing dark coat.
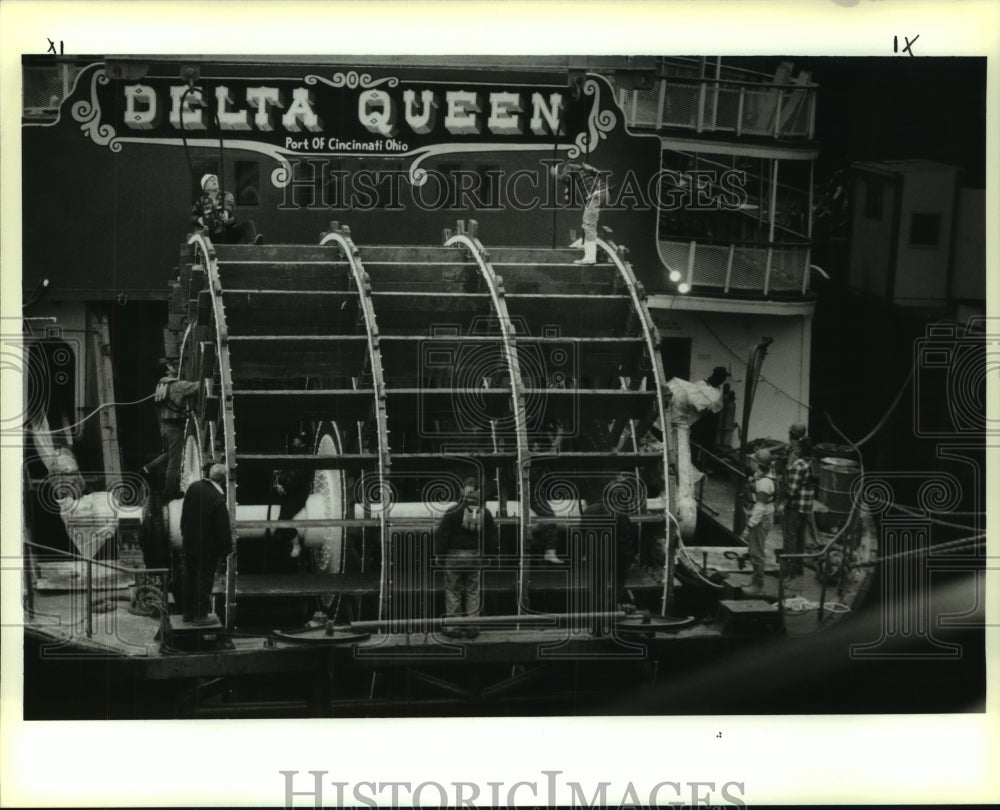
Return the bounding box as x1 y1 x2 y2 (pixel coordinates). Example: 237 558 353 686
192 173 261 245
180 463 233 623
434 478 495 638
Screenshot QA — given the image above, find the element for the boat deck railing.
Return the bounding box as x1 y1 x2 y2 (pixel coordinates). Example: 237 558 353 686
658 237 811 296
608 63 816 141
23 538 169 639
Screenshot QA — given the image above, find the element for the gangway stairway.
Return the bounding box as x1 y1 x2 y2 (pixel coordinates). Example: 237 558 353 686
169 227 676 631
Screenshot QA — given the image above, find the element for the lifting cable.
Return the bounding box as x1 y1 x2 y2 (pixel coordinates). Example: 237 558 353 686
696 311 918 452
180 83 228 210
848 365 915 449
29 393 156 434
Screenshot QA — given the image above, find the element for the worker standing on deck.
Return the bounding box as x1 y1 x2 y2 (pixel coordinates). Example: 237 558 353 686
783 436 818 576
740 448 776 596
784 423 808 472
434 477 496 639
180 463 233 624
555 161 609 265
153 359 199 500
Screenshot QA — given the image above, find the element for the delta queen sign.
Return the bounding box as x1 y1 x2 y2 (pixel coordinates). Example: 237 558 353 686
59 64 637 189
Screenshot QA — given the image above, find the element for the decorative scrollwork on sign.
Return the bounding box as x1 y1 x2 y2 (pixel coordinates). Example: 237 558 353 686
72 70 117 149
270 159 294 189
306 72 400 90
566 77 617 160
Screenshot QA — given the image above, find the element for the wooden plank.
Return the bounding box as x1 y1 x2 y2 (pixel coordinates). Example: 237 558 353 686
213 244 346 262
235 453 380 470
233 573 380 596
234 518 380 530
219 265 353 291
233 390 375 421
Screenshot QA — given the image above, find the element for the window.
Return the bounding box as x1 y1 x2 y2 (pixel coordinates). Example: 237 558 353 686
235 161 260 206
909 212 941 246
864 176 883 220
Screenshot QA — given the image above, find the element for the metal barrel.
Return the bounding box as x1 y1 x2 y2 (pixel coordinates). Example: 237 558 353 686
816 457 860 532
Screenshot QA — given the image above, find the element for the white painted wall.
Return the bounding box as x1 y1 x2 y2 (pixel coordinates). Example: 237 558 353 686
651 306 811 446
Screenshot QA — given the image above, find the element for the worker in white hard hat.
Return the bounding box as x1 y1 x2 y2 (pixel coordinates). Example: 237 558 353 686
191 173 262 245
742 450 776 596
740 447 776 596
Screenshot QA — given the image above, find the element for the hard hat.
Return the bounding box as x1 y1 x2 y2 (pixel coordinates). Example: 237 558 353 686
752 448 773 466
789 423 808 439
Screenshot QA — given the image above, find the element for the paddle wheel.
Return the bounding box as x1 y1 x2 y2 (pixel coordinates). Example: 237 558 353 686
165 223 678 632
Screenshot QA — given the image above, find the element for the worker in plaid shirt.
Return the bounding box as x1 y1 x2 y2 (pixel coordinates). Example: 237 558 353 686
782 436 818 576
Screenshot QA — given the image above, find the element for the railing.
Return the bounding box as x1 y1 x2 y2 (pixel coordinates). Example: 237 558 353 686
662 151 813 240
658 57 783 85
658 238 810 295
23 538 169 639
23 63 86 120
609 71 816 142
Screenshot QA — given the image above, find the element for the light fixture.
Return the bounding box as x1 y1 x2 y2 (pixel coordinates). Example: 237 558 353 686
677 282 691 294
669 269 682 283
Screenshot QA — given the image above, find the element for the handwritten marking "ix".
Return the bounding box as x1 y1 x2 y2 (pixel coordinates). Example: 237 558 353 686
893 34 919 56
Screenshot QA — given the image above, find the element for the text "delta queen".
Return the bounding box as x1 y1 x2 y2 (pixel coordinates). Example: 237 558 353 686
122 84 567 138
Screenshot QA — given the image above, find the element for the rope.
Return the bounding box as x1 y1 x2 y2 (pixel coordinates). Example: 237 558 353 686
29 393 156 434
780 595 850 614
849 532 986 569
851 365 915 448
873 500 984 531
